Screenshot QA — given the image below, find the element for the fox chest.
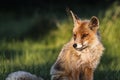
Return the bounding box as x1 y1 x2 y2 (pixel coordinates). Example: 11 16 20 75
69 49 93 68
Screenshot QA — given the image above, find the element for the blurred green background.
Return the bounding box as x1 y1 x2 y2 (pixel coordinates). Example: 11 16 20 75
0 0 120 80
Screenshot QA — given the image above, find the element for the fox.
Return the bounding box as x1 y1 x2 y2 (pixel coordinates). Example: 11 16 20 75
50 11 104 80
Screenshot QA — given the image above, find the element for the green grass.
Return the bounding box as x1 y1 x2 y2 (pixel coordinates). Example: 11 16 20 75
0 2 120 80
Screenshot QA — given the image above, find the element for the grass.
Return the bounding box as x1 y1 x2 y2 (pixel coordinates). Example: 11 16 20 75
0 2 120 80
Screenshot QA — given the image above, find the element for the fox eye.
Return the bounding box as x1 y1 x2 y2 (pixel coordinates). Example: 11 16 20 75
81 34 88 39
73 34 76 40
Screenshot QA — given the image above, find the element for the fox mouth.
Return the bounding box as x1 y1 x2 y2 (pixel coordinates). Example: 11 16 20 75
75 46 88 51
73 44 88 51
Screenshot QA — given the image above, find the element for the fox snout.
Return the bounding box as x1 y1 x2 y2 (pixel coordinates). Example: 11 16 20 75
73 43 88 51
73 43 82 48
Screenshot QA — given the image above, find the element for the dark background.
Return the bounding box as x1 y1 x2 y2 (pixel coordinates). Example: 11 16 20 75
0 0 117 13
0 0 119 40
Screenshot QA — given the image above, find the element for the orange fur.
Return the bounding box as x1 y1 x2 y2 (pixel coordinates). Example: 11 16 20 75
50 11 104 80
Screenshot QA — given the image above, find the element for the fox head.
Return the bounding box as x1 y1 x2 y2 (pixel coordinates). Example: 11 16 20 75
70 11 100 51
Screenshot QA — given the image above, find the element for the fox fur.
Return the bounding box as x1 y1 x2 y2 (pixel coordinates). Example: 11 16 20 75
6 71 43 80
50 11 104 80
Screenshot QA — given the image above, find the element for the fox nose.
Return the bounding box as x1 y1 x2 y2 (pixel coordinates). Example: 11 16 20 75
73 43 77 48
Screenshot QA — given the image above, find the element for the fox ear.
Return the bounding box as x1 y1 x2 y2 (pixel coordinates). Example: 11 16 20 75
89 16 99 31
70 10 80 27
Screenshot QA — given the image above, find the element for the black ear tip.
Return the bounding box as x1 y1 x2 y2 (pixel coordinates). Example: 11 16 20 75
66 7 71 13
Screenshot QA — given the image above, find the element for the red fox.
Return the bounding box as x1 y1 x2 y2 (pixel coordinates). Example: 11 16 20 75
50 11 104 80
